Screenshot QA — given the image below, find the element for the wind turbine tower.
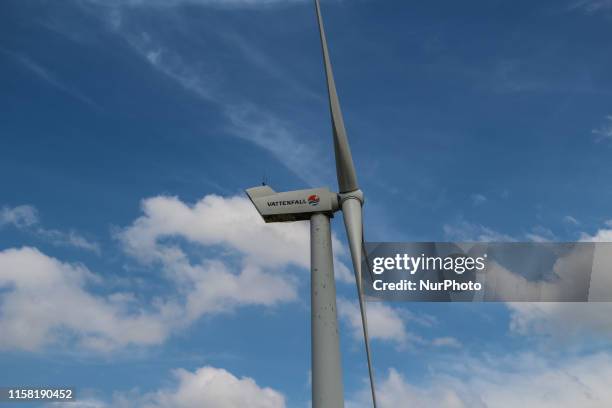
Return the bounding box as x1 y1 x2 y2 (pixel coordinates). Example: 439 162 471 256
246 1 377 407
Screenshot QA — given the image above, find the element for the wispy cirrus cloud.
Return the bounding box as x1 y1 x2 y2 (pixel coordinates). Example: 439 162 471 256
0 204 100 254
563 215 580 226
224 103 329 187
0 49 99 109
470 193 487 206
0 205 38 228
592 115 612 143
110 24 331 187
443 220 515 242
524 225 557 243
443 219 562 242
569 0 612 12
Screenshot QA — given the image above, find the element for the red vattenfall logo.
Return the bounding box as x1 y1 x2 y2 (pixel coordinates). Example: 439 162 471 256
308 194 320 206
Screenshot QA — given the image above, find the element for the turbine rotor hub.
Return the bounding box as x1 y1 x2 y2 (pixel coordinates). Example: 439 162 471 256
338 189 364 207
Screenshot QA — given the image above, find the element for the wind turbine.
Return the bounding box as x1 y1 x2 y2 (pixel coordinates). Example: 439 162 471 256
246 1 377 407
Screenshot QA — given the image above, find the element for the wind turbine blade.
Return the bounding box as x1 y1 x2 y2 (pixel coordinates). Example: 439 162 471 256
314 0 359 193
342 198 378 408
362 238 376 284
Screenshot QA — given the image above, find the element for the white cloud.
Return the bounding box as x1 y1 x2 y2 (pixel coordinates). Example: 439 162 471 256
0 247 171 351
0 204 38 227
592 115 612 142
348 352 612 408
136 366 285 408
117 194 346 272
337 299 456 349
0 204 100 254
563 215 580 226
508 302 612 342
347 367 477 408
476 243 595 302
224 103 330 187
570 0 612 13
179 260 297 322
2 194 331 352
431 336 462 348
35 228 101 254
338 298 411 347
122 33 218 102
443 220 515 242
443 220 560 242
2 51 98 108
580 221 612 241
524 225 556 243
0 243 295 353
109 20 329 187
470 193 487 206
119 194 305 267
338 298 462 350
54 366 286 408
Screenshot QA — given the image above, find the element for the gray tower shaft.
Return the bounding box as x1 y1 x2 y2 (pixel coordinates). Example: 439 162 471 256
310 213 345 408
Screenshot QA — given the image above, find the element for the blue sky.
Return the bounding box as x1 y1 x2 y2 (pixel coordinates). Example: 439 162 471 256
2 0 612 407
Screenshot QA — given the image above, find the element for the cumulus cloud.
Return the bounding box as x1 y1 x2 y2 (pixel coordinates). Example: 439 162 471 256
580 220 612 241
135 366 285 408
499 218 612 338
348 352 612 408
0 204 100 254
338 298 412 347
0 247 171 351
471 243 595 302
348 367 478 408
177 259 297 322
0 245 295 353
118 194 310 268
487 218 612 342
1 194 328 352
117 194 349 280
338 299 456 349
55 366 285 408
508 302 612 342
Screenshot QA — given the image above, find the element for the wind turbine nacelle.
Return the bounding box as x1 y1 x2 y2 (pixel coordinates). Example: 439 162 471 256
246 185 338 223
